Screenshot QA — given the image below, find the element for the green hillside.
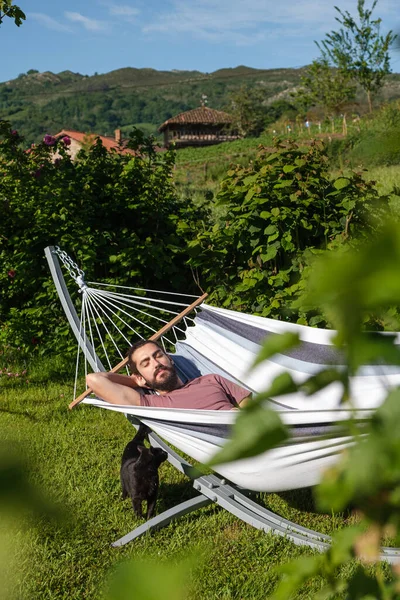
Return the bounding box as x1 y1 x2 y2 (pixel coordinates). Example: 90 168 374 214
0 66 306 143
2 65 400 144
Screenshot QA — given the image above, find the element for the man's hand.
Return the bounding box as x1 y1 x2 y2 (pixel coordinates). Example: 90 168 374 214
238 394 252 407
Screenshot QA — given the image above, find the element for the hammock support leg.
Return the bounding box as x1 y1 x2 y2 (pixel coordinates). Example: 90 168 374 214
115 430 400 563
113 429 332 552
112 495 211 547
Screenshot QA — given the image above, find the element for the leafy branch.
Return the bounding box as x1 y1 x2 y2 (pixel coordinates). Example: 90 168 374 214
0 1 25 27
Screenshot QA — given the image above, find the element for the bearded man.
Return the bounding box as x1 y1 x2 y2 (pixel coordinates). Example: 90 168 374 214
86 340 251 410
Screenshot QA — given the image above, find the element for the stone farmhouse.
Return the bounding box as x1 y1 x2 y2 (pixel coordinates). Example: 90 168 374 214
158 106 240 148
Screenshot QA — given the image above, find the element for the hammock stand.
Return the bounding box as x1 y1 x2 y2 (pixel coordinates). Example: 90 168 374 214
45 246 400 561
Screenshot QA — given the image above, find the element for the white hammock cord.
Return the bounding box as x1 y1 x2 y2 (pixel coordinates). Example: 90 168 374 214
85 290 186 370
87 288 159 336
90 289 170 331
87 281 200 298
85 293 116 372
83 296 88 383
90 288 190 338
89 287 188 313
86 288 144 347
84 291 127 368
94 288 183 319
85 292 98 377
73 296 86 400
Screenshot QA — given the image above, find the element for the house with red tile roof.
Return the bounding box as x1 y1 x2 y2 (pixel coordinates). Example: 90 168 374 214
158 106 240 148
54 129 136 159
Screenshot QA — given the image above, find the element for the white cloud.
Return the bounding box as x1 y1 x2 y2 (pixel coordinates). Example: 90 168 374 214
142 0 398 44
109 4 140 18
29 13 73 33
65 11 108 32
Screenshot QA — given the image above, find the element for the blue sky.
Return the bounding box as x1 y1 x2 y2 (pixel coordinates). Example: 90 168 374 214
1 0 400 82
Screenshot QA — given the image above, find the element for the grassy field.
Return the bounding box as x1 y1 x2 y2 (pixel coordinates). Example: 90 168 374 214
0 354 377 600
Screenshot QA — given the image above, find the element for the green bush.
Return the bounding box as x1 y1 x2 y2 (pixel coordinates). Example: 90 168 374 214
0 123 199 354
187 139 391 323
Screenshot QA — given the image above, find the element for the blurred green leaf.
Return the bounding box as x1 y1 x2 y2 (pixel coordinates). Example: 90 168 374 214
301 224 400 347
299 368 346 396
271 555 323 600
317 388 400 515
346 565 383 599
104 557 191 600
0 442 60 519
349 332 400 372
254 372 298 402
252 332 300 368
207 402 288 466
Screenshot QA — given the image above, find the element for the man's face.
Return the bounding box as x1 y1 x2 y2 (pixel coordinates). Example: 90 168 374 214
132 343 179 392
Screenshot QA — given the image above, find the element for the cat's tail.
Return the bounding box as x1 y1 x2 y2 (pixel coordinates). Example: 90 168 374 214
135 423 151 444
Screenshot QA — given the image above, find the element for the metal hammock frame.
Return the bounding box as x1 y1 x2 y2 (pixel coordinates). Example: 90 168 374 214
45 246 400 561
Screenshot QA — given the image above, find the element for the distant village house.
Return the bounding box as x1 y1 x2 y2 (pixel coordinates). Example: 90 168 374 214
158 106 240 148
53 129 135 159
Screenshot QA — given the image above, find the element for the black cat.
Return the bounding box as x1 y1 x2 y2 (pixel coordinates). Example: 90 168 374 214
120 424 168 519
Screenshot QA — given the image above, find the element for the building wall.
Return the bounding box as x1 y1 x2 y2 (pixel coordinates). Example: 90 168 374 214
163 124 239 148
66 139 83 160
52 138 83 162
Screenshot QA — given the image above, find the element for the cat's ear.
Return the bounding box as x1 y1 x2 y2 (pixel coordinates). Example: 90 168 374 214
152 448 167 465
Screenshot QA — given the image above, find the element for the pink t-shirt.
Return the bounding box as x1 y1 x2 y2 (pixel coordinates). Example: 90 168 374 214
139 374 250 410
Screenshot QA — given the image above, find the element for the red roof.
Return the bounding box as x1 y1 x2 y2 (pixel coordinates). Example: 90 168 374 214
159 107 233 132
54 129 136 155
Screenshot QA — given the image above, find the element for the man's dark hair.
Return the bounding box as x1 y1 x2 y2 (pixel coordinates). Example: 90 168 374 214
127 339 164 375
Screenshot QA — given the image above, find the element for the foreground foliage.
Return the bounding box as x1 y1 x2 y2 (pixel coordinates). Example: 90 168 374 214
210 223 400 598
0 0 25 27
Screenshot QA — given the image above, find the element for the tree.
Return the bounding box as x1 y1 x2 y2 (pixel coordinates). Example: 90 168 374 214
226 86 266 137
293 57 356 120
0 1 25 27
317 0 396 113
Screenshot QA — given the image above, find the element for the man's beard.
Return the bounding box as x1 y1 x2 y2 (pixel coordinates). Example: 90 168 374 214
145 365 179 393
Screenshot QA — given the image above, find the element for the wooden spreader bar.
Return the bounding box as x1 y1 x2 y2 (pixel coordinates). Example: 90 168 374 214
68 292 208 410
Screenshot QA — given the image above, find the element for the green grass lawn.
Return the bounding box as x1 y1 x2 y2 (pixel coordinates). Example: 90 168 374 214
0 354 371 600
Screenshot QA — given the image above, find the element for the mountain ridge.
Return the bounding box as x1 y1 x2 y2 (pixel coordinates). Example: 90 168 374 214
1 65 400 143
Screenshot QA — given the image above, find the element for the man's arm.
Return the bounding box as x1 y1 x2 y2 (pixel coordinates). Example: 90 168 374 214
238 394 252 407
86 372 142 406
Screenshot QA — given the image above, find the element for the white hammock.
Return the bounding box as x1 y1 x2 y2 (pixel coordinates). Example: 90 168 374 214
45 246 398 492
45 246 400 558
